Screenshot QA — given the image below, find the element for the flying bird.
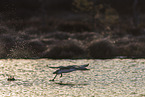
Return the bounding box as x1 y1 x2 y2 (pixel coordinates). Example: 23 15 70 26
49 64 89 81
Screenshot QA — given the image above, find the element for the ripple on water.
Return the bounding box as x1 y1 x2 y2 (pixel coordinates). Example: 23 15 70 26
0 59 144 96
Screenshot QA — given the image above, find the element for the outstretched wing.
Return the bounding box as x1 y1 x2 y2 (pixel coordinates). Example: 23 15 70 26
76 64 89 70
49 64 89 69
49 66 65 69
81 64 89 67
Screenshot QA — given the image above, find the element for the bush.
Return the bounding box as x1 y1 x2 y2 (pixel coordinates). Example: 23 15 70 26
57 21 92 32
0 42 9 58
44 40 84 59
88 40 117 59
8 41 35 58
0 35 15 58
28 39 46 53
117 42 145 58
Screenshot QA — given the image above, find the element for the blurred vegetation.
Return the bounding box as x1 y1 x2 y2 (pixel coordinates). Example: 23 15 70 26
72 0 144 33
88 40 117 59
0 0 145 59
0 0 144 32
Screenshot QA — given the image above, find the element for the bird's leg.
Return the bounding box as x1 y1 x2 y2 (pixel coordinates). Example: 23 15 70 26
60 74 63 78
50 74 57 81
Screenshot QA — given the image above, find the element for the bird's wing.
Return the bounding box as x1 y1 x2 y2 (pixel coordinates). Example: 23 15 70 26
49 65 75 69
75 64 89 70
80 64 89 67
66 64 89 68
49 64 89 69
49 66 65 69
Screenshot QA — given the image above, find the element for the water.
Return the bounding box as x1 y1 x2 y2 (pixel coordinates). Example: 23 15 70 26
0 59 145 96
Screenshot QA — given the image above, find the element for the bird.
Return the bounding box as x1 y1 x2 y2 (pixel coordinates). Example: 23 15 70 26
49 64 89 81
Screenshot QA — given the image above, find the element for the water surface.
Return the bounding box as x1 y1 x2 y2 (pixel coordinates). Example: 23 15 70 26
0 59 145 96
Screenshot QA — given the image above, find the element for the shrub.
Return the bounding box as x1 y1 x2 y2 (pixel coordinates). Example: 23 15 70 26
117 42 145 58
0 42 8 58
0 25 11 34
57 21 92 32
44 40 84 59
8 41 35 58
28 39 46 53
88 40 117 59
0 35 15 58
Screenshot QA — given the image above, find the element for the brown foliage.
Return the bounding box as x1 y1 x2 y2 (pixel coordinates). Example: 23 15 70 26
88 40 117 58
44 40 84 59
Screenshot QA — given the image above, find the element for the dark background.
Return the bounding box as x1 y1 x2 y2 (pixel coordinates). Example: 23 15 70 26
0 0 145 59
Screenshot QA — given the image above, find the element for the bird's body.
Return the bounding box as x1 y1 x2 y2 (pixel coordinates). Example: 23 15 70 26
49 64 89 81
53 68 77 74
